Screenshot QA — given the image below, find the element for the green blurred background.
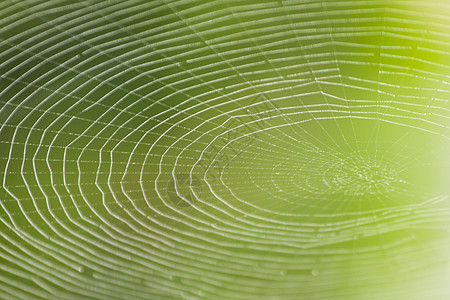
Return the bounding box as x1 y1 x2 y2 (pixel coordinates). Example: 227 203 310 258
0 0 449 299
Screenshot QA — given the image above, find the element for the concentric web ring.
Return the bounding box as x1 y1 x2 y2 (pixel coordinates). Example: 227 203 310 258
1 1 449 299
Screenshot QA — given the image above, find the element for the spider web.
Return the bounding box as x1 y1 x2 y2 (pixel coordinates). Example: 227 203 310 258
0 0 449 299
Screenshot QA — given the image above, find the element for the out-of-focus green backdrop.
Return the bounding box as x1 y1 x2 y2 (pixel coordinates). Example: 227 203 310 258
0 1 449 299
